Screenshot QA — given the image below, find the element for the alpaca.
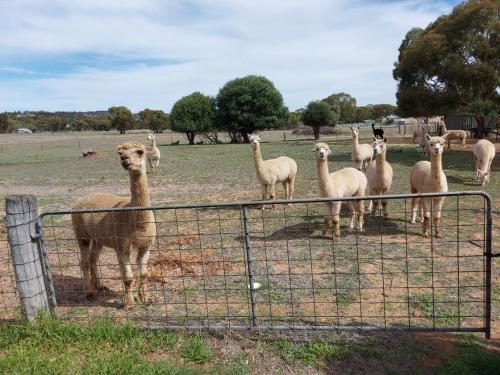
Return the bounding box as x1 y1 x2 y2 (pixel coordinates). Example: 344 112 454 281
72 142 156 307
410 134 448 238
314 142 367 238
248 133 297 208
440 120 468 148
412 126 424 143
351 127 374 171
146 133 161 174
419 125 430 157
365 137 393 217
371 123 384 139
473 139 496 186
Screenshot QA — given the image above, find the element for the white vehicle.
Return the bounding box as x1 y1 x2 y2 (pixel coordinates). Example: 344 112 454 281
16 128 33 134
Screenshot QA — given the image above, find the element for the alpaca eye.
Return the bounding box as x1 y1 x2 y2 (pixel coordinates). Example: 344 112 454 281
137 150 144 155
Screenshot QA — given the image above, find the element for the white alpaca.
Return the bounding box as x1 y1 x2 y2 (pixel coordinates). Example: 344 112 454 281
351 127 373 171
410 134 449 238
473 139 496 186
146 133 161 174
440 120 468 148
419 125 430 157
365 137 393 217
248 133 297 207
314 142 367 238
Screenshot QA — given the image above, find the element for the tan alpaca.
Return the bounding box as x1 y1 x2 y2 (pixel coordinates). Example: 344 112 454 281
72 142 156 308
351 127 373 171
365 137 393 217
146 133 161 174
440 120 468 148
419 125 430 157
314 143 367 238
410 134 448 238
412 126 424 143
473 139 496 186
248 133 297 207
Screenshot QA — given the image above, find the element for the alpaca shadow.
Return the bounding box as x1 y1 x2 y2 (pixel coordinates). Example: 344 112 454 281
52 274 121 308
249 221 322 241
446 175 478 186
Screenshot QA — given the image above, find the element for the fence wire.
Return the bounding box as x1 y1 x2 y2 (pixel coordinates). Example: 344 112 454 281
4 192 495 336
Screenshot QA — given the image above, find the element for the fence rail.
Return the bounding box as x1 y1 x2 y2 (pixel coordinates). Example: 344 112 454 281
2 192 495 338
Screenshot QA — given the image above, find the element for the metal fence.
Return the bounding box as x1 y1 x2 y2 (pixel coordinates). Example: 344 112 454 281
2 192 495 338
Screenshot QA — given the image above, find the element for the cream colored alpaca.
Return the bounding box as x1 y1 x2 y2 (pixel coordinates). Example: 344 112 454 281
351 127 373 171
473 139 496 186
419 125 430 157
412 126 424 143
72 142 156 308
314 143 367 238
440 120 468 148
146 133 161 174
410 134 448 238
366 137 393 217
248 133 297 207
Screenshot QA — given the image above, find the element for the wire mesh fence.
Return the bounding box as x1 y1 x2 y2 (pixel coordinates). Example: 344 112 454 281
2 192 495 337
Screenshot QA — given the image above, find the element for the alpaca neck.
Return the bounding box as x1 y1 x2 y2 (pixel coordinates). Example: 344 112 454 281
316 159 331 195
253 146 264 174
150 138 156 148
128 171 151 222
430 153 443 180
375 152 386 173
352 136 359 152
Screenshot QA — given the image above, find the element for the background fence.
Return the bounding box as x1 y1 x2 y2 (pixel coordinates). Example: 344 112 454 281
1 192 494 338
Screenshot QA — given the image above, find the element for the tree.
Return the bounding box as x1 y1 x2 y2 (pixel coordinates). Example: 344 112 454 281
302 101 339 140
354 106 373 122
322 92 357 124
170 92 215 145
0 113 12 133
108 106 135 134
393 0 499 137
216 75 289 143
369 104 398 120
138 109 170 133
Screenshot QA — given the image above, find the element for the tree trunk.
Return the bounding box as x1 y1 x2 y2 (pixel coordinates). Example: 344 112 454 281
120 127 126 134
241 132 250 143
476 116 485 138
313 126 320 140
186 131 195 145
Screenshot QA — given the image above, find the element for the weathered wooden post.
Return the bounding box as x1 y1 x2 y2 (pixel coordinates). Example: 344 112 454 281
5 195 51 320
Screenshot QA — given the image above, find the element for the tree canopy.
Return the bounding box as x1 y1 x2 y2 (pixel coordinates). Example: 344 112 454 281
216 75 289 143
393 0 499 136
322 92 357 124
302 100 339 139
108 106 135 134
170 92 215 145
138 109 169 133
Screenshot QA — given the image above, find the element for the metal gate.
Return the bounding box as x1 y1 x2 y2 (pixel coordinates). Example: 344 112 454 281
4 192 495 338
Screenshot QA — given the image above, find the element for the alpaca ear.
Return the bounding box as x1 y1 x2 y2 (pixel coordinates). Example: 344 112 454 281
425 133 431 141
247 133 252 139
441 132 449 140
372 136 377 141
383 136 388 143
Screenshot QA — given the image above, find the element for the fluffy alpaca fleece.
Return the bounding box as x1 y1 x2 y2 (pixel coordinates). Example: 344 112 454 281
351 127 373 171
72 142 156 308
440 120 468 148
419 125 430 157
365 137 393 217
473 139 496 186
410 134 448 238
248 133 297 207
315 142 367 238
146 133 161 174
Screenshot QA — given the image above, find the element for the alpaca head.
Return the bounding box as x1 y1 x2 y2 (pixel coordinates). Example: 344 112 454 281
351 127 359 138
425 134 446 155
372 136 388 155
476 169 489 186
147 133 155 141
314 142 331 161
248 133 263 150
117 142 147 173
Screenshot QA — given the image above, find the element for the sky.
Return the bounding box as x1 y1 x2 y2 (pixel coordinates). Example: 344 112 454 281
0 0 461 112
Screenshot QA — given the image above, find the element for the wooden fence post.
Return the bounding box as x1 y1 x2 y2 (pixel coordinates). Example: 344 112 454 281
5 195 50 320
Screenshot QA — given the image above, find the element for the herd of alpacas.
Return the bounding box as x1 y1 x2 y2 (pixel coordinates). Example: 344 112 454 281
71 127 496 307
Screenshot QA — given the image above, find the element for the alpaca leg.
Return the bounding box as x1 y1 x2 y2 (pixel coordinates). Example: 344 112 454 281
381 198 388 218
117 248 134 308
322 203 333 237
89 241 104 291
367 199 373 214
78 240 94 299
411 197 419 224
288 178 295 200
348 201 356 229
260 184 268 210
137 248 151 303
433 198 445 238
332 203 341 238
356 200 364 230
155 160 160 175
421 198 431 238
270 183 276 209
282 181 289 200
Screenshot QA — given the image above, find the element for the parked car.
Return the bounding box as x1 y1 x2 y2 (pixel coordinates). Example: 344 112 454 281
16 128 33 134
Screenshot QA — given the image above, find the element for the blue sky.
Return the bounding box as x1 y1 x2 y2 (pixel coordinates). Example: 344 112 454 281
0 0 461 112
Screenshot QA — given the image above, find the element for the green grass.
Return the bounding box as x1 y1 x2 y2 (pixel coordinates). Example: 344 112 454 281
271 339 348 368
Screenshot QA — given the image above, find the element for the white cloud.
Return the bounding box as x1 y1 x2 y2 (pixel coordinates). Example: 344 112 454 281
0 0 458 111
